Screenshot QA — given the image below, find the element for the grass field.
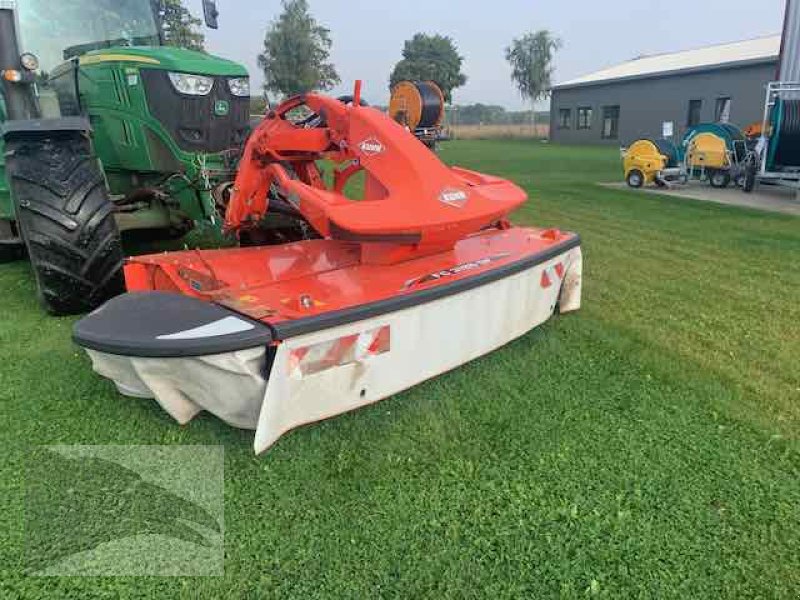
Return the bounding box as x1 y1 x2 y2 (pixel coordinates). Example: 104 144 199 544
2 141 799 597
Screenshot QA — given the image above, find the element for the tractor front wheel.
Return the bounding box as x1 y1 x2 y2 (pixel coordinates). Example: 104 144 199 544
5 132 125 315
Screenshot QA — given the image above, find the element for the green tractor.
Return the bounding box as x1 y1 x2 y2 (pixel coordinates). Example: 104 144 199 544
0 0 250 314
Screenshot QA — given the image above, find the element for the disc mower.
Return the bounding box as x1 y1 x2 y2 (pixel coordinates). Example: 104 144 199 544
73 83 583 454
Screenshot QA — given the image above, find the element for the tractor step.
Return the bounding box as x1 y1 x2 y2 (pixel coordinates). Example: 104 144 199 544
0 237 25 263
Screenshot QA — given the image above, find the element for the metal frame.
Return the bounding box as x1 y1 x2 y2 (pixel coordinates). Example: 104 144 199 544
756 81 800 188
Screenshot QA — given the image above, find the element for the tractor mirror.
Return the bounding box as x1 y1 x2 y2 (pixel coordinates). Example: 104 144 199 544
202 0 219 29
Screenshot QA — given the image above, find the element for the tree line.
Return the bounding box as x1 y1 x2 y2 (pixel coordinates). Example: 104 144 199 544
445 105 550 127
162 0 562 111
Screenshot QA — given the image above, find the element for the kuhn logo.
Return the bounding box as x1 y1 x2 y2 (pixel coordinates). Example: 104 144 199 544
440 188 469 208
358 138 384 156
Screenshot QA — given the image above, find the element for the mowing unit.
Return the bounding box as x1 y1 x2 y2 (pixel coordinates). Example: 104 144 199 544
73 84 583 454
623 123 749 189
0 0 249 314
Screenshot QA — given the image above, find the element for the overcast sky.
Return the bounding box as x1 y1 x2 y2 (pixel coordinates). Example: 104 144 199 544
188 0 786 109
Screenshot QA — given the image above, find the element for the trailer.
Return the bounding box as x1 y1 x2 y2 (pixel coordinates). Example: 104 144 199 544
747 81 800 193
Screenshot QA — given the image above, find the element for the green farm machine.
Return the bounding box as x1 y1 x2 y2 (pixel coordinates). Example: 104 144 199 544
0 0 250 314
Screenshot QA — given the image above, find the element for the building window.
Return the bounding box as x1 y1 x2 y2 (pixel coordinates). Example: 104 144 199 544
558 108 571 129
687 99 702 127
601 106 620 139
577 107 592 130
715 97 731 123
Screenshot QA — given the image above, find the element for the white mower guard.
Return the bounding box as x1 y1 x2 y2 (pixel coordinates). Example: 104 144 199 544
83 246 582 454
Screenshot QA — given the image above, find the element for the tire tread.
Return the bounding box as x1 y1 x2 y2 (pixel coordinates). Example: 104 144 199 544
6 134 125 315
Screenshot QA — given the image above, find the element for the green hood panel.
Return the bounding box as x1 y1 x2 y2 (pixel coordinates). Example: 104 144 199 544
80 46 248 77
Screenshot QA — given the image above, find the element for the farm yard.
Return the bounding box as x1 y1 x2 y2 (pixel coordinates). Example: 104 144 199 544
2 140 798 597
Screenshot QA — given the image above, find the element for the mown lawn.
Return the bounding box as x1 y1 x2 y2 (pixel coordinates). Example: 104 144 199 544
1 140 798 597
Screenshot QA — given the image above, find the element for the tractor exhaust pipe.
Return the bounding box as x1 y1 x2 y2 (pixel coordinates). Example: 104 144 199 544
0 5 39 120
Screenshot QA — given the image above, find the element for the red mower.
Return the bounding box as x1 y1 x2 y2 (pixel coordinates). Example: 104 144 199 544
74 83 583 454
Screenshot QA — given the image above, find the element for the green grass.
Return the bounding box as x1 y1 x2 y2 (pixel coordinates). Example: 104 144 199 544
2 140 799 597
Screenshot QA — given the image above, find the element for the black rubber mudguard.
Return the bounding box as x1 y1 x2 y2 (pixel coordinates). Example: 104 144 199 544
73 292 274 358
1 117 92 138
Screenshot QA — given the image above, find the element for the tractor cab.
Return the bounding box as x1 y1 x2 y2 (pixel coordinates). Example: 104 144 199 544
0 0 252 315
10 0 250 175
15 0 164 118
18 0 163 76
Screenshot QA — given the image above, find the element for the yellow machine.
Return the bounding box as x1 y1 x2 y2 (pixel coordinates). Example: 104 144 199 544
623 139 671 188
388 80 445 148
685 132 729 170
624 123 748 189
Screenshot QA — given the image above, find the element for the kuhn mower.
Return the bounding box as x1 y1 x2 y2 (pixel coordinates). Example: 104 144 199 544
74 83 583 454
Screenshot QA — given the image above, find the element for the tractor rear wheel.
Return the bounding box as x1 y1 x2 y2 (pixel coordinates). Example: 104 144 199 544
5 133 125 315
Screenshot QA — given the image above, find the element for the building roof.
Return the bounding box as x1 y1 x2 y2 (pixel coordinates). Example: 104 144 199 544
554 35 781 90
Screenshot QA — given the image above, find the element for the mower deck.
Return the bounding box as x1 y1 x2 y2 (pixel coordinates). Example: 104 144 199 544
74 227 582 453
119 226 579 338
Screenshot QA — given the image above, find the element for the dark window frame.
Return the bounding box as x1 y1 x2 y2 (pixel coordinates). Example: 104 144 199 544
687 99 703 127
714 96 731 123
577 106 593 130
601 105 620 140
558 108 572 129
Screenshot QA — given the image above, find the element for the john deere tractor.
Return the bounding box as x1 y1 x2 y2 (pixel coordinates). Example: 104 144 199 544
0 0 250 314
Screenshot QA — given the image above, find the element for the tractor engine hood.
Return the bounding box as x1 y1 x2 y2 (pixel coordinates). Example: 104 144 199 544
76 46 251 155
79 46 248 78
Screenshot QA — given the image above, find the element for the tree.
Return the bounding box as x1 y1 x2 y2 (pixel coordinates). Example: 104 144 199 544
160 0 205 52
390 34 467 103
257 0 340 100
505 30 561 114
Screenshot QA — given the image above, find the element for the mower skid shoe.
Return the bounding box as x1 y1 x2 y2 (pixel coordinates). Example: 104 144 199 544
253 245 583 454
73 292 274 429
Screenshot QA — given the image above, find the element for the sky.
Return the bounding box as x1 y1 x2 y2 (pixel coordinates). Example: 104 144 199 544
188 0 787 109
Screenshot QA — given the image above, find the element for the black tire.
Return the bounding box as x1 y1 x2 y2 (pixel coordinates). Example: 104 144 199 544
5 132 125 315
709 170 731 189
626 169 645 188
743 157 757 193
